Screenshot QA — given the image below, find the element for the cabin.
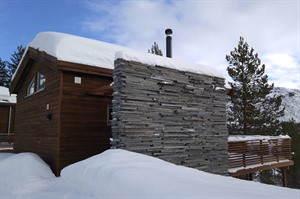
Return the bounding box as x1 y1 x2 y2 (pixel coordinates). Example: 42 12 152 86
10 32 230 175
9 32 123 175
0 86 16 143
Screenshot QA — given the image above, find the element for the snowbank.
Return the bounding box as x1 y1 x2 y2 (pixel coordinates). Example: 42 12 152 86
0 153 56 198
1 150 299 198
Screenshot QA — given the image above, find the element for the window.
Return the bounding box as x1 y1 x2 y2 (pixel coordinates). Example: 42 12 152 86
26 72 46 96
27 77 35 96
37 73 45 91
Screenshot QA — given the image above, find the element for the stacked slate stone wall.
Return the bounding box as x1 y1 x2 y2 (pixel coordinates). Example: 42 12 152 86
111 58 228 175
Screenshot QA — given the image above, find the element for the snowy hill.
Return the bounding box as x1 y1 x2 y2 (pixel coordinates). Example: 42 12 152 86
272 87 300 123
1 150 299 198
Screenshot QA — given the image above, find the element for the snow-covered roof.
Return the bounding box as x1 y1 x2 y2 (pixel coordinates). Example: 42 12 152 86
18 32 223 78
0 86 16 103
228 135 290 142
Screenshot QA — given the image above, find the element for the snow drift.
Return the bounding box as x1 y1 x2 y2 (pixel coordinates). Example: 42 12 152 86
1 149 299 198
0 153 56 198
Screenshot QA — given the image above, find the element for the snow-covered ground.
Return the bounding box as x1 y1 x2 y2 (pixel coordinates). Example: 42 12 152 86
1 149 299 198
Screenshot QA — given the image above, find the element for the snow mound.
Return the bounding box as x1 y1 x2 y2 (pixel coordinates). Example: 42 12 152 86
0 152 14 161
61 149 299 198
0 153 56 197
1 150 299 198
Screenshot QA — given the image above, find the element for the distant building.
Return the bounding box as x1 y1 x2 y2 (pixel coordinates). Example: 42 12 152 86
0 86 16 142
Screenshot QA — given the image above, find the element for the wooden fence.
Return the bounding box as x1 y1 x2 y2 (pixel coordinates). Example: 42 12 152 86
228 136 294 178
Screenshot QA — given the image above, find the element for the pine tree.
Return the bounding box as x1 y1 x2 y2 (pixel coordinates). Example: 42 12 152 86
226 37 284 135
148 42 163 56
0 58 10 87
282 120 300 188
7 45 25 79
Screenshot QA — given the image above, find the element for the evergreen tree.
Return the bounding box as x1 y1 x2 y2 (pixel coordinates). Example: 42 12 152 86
0 58 10 87
148 42 163 56
226 37 284 135
7 45 25 79
282 120 300 188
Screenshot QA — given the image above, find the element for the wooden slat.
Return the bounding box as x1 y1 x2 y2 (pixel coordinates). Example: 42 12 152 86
228 137 294 176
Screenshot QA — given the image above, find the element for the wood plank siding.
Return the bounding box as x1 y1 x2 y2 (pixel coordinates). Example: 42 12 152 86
0 103 15 142
12 51 61 174
58 70 112 172
11 48 114 175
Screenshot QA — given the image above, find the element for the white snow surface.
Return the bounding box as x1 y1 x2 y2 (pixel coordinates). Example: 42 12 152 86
1 149 299 198
116 50 223 78
0 86 16 103
15 31 222 80
228 135 290 142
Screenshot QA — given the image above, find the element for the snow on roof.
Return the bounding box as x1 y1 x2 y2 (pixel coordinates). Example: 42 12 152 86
228 135 290 142
116 51 223 77
21 32 222 78
0 86 16 103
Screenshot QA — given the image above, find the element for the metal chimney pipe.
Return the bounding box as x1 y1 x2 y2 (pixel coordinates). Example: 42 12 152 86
165 29 173 58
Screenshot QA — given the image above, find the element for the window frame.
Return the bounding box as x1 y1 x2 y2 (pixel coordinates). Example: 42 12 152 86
26 72 46 97
36 73 46 92
27 76 36 96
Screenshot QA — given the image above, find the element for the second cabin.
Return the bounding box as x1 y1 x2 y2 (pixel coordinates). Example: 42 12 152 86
10 32 228 176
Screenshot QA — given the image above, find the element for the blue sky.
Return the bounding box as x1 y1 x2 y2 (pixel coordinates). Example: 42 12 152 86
1 0 299 89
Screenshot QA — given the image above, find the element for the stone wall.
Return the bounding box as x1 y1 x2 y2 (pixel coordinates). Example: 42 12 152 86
111 58 228 175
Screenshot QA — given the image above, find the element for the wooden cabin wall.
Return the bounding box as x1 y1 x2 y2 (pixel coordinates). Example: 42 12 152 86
0 103 15 142
13 60 61 174
0 105 10 135
59 70 112 172
112 59 229 175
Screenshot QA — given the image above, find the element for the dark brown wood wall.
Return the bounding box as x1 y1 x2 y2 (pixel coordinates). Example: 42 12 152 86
0 103 15 142
13 59 61 174
58 70 112 172
0 105 10 134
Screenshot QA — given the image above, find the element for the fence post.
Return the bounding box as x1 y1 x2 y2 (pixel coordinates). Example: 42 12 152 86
281 167 288 187
260 140 263 164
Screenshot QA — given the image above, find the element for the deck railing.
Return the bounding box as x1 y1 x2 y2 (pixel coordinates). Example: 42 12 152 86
228 135 294 176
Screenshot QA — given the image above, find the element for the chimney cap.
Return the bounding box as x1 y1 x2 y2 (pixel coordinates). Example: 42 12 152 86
165 28 173 36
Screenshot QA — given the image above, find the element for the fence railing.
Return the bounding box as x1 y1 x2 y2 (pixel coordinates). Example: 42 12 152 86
228 135 293 175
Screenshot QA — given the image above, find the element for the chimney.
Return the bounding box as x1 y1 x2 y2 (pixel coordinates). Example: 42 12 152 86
165 29 173 58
